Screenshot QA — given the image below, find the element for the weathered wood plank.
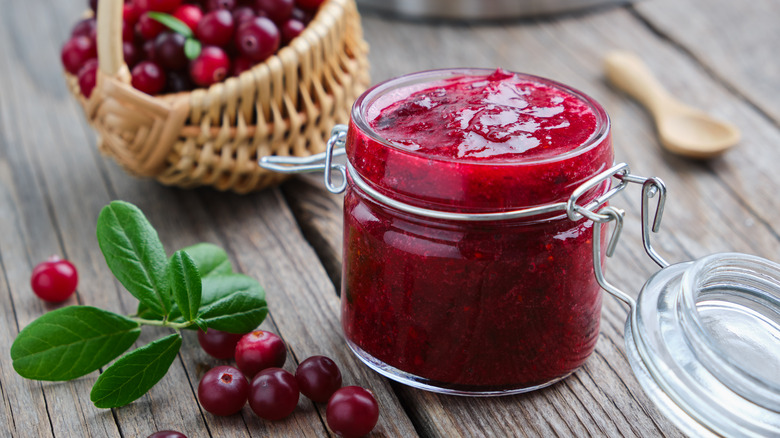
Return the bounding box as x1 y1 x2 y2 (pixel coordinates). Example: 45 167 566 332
282 5 780 437
633 0 780 124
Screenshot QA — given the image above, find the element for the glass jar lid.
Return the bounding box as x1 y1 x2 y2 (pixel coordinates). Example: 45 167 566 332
626 252 780 437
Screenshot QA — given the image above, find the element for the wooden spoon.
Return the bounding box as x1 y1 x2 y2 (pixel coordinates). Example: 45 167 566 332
604 50 740 159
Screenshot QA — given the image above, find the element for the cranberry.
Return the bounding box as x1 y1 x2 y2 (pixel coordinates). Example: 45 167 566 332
197 10 235 47
30 256 78 302
235 16 279 62
154 32 188 71
142 39 157 61
71 18 97 40
132 61 166 95
290 7 312 24
78 59 99 98
234 330 287 377
255 0 293 23
326 387 379 438
123 41 140 67
136 12 166 40
124 3 143 27
173 4 204 33
198 365 249 416
295 356 342 403
296 0 325 9
122 20 136 42
231 56 255 76
136 0 183 13
166 70 194 93
147 432 187 438
197 329 244 359
248 368 299 420
61 36 97 75
232 6 256 25
206 0 236 11
189 46 230 87
280 18 304 45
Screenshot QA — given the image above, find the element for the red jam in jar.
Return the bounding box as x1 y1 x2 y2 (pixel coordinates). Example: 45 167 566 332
342 69 614 394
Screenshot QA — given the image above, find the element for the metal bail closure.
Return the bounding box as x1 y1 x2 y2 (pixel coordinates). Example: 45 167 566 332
259 124 349 194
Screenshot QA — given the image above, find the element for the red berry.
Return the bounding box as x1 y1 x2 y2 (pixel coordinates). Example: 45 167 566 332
290 6 312 24
295 355 342 403
78 59 99 98
132 61 166 95
235 16 279 62
166 70 194 93
30 256 78 302
123 41 140 67
124 4 143 27
232 6 256 25
136 12 166 40
206 0 236 11
147 432 187 438
189 46 230 87
198 366 249 416
234 330 287 377
248 368 299 420
231 56 255 76
197 329 244 359
173 4 204 33
142 39 157 61
280 18 304 45
136 0 183 13
197 10 235 47
122 20 136 42
255 0 293 23
71 18 97 40
326 387 379 438
62 36 97 75
154 32 188 70
296 0 325 9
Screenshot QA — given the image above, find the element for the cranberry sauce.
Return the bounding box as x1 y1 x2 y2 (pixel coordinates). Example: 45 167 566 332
342 69 613 391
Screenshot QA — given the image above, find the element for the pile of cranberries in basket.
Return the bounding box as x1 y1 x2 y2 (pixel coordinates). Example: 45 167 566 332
61 0 326 98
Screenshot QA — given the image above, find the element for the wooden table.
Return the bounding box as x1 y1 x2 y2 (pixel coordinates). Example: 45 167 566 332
2 0 778 436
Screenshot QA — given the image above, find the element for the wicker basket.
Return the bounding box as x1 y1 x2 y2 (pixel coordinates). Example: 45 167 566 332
64 0 370 193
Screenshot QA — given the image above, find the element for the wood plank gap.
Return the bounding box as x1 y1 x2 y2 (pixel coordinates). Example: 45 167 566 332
626 6 780 130
174 354 216 438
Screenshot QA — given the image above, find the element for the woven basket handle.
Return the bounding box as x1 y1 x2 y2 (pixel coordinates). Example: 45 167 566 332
90 0 189 177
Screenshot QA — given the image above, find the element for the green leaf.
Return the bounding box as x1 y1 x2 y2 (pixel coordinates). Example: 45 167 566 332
147 12 193 38
97 201 171 316
184 38 202 61
178 243 232 277
90 333 182 409
11 306 140 381
169 250 201 322
196 274 267 333
193 318 208 332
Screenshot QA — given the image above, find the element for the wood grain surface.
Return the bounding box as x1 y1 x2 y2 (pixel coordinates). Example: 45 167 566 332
1 0 778 437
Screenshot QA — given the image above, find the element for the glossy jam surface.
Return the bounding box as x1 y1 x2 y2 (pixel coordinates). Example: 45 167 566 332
342 69 612 391
369 69 597 161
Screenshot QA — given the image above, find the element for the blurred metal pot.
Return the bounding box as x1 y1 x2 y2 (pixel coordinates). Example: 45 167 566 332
356 0 632 20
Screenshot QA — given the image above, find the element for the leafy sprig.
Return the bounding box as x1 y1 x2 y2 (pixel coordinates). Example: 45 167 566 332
10 201 268 408
147 12 202 60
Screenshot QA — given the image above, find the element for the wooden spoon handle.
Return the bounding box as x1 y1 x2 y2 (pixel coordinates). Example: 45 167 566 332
604 50 674 115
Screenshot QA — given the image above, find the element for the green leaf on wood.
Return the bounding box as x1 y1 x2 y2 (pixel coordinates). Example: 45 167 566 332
178 243 232 277
11 306 140 381
184 38 201 60
90 333 182 409
97 201 171 316
147 12 193 38
169 250 201 322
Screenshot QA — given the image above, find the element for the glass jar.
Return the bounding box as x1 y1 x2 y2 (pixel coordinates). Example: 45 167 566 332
340 68 614 394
